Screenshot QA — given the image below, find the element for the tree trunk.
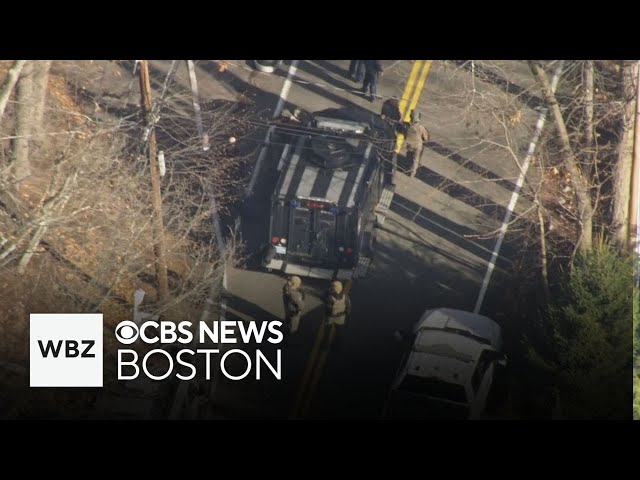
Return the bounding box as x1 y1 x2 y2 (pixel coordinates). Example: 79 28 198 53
529 61 594 253
537 200 551 303
583 60 594 148
0 60 26 125
31 60 52 137
12 61 34 182
611 60 638 249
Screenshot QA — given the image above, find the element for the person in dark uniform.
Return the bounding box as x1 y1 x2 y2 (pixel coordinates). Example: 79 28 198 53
361 60 384 102
348 60 365 82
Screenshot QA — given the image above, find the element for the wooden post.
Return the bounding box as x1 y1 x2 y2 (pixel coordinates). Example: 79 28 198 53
139 60 169 300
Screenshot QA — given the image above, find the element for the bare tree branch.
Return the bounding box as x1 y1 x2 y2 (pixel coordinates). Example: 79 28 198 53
529 60 594 252
0 60 26 125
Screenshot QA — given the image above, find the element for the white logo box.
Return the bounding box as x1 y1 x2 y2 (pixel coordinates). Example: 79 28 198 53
30 313 103 387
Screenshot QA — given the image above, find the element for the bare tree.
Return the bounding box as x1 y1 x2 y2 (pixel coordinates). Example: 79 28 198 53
0 60 256 394
583 60 595 147
31 60 52 135
529 60 595 253
611 60 638 248
12 61 34 182
0 60 26 125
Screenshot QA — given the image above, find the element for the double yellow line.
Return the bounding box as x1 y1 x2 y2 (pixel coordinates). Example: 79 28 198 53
289 280 351 419
289 61 433 419
290 322 335 419
395 60 433 153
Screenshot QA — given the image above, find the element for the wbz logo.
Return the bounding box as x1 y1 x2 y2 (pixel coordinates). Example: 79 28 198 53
37 339 96 358
30 314 103 387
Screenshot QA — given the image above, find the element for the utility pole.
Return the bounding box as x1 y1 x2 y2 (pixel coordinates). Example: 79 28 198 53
139 60 169 300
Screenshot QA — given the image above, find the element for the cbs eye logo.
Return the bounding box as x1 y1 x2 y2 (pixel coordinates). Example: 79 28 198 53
115 321 139 344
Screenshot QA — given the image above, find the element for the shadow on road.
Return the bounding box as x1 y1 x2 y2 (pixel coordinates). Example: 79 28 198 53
426 140 520 193
198 61 293 118
397 160 512 224
291 60 376 114
298 60 359 94
375 220 487 275
390 193 512 269
312 60 349 79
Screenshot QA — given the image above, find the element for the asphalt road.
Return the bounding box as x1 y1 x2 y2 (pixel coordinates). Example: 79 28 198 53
177 60 545 419
56 60 547 419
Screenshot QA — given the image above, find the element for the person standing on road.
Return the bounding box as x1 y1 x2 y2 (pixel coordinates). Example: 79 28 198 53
348 60 364 83
324 280 351 327
323 280 352 351
361 60 384 102
405 110 429 177
282 276 306 334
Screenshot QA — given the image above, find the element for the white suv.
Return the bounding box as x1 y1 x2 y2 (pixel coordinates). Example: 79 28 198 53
385 308 507 420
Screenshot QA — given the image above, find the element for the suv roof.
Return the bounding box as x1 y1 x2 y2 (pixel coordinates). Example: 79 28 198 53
389 309 504 419
403 309 503 391
416 308 502 347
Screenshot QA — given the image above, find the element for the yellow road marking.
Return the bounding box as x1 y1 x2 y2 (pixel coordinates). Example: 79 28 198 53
290 277 352 418
396 60 433 153
299 324 336 418
405 60 432 122
290 320 326 418
398 60 423 120
288 60 434 417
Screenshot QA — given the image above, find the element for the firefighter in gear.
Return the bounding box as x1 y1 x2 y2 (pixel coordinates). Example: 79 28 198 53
405 110 429 178
282 276 306 334
324 280 352 326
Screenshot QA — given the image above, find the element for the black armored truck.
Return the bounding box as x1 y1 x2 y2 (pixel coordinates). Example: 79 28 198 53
259 107 397 281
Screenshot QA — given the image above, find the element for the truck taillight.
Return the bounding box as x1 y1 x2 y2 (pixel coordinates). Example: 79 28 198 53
345 247 353 254
271 236 280 244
